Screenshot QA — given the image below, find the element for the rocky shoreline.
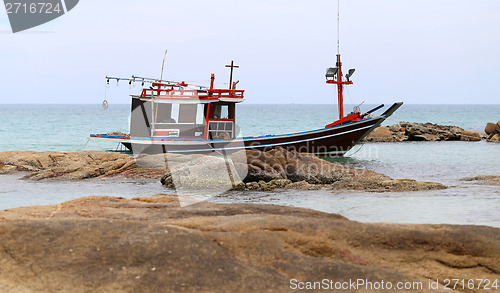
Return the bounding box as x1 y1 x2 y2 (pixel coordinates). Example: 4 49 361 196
364 121 500 142
0 195 498 292
0 149 446 192
0 147 497 292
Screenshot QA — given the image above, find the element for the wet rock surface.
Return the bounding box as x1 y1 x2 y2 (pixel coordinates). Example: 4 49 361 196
0 150 446 192
364 122 483 142
0 195 498 292
159 148 447 192
159 153 241 192
233 149 347 184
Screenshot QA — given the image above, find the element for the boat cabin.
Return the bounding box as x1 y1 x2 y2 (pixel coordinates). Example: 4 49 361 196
129 73 244 141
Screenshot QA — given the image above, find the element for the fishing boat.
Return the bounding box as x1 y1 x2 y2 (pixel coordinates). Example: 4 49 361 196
90 59 401 156
90 5 402 156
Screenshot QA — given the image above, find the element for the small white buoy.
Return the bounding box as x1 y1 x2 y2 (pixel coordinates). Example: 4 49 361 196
102 99 109 110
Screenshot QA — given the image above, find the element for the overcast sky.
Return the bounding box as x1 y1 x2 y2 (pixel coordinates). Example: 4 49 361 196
1 0 499 104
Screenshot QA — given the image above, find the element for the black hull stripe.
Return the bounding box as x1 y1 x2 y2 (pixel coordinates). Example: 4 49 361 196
127 124 375 153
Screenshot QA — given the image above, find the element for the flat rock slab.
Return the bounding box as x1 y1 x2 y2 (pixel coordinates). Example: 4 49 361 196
0 151 165 180
461 175 500 185
0 196 498 292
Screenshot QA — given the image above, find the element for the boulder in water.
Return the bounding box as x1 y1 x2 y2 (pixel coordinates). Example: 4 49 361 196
365 122 475 142
485 123 497 135
364 126 395 142
232 148 347 185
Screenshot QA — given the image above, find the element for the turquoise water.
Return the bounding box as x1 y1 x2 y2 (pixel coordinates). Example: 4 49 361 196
0 104 499 227
1 104 499 152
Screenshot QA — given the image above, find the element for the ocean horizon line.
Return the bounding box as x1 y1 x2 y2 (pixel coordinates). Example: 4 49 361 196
1 103 500 106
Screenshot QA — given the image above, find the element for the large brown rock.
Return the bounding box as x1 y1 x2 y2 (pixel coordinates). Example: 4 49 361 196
485 123 497 135
158 149 447 192
0 196 498 292
159 149 353 189
236 149 446 191
404 122 464 141
233 148 347 184
364 126 395 142
365 122 475 142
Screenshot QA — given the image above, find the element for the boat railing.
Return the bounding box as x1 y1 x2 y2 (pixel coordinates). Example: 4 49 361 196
141 88 199 99
139 88 244 100
206 89 244 99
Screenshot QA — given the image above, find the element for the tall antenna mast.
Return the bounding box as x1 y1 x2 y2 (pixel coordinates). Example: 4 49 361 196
337 0 340 54
326 0 353 120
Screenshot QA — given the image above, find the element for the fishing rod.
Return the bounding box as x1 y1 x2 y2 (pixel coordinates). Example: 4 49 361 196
132 75 209 90
106 76 180 88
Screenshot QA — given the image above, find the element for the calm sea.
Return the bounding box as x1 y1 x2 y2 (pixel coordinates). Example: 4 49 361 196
0 104 499 227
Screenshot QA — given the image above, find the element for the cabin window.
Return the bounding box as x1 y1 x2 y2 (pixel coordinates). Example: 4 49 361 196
196 104 205 124
213 104 229 120
178 104 197 124
155 103 175 123
156 103 202 124
171 104 180 123
151 102 207 138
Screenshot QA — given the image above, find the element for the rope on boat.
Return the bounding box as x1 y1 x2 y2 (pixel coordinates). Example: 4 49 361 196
344 85 355 109
79 138 90 151
346 142 365 157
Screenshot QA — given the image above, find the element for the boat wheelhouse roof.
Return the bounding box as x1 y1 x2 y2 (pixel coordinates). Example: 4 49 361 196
131 82 244 104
